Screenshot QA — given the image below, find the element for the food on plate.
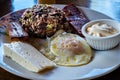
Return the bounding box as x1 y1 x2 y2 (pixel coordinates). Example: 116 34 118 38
44 32 93 66
86 23 118 37
62 4 89 37
19 4 76 38
3 41 55 72
7 22 28 40
1 4 94 73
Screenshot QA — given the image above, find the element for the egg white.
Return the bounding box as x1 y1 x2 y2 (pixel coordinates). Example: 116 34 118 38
46 33 93 66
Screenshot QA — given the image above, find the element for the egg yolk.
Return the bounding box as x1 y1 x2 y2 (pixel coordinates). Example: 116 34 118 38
56 37 84 56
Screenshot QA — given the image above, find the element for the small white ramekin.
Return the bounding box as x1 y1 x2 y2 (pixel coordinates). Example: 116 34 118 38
82 19 120 50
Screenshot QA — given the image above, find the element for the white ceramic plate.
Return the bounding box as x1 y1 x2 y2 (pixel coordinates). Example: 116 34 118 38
0 5 120 80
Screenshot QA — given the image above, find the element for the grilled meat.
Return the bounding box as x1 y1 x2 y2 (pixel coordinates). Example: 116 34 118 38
62 4 89 37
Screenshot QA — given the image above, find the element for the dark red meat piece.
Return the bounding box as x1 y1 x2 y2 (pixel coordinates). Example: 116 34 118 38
62 4 89 37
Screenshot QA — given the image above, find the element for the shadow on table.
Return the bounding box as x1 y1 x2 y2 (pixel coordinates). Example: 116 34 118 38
0 0 14 17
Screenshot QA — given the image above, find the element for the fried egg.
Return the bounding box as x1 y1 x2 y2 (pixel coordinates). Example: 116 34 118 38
46 33 93 66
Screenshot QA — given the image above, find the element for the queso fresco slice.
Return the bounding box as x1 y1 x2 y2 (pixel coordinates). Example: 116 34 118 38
3 41 55 72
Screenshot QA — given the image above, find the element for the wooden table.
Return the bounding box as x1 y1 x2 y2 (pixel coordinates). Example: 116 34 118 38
0 0 120 80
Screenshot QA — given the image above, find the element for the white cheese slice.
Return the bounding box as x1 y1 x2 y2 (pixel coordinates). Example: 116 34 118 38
3 41 55 72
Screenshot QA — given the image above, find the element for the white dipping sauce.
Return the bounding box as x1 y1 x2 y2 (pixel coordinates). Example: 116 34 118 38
86 23 118 37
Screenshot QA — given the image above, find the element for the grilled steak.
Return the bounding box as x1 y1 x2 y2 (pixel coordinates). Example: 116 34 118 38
62 4 89 37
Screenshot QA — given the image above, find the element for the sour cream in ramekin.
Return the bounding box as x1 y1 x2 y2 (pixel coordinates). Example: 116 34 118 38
86 23 118 37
